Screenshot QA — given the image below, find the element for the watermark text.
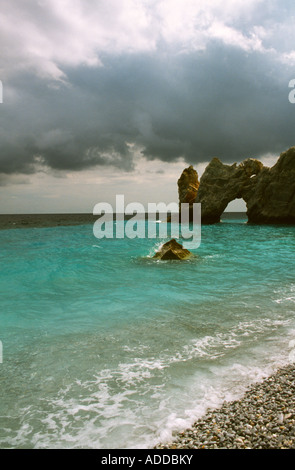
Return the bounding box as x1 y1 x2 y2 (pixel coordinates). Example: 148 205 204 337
288 79 295 103
93 195 201 249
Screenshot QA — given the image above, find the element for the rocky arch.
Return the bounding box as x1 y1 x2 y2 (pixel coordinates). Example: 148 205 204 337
178 147 295 224
223 198 247 213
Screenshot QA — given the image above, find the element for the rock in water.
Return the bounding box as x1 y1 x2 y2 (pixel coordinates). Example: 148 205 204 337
153 239 192 260
244 147 295 224
178 165 199 221
177 146 295 224
194 157 263 224
178 165 199 205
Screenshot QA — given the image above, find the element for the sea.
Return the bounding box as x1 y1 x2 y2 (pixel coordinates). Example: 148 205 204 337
0 213 294 449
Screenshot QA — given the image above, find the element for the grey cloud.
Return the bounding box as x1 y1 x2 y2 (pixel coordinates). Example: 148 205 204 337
0 42 294 178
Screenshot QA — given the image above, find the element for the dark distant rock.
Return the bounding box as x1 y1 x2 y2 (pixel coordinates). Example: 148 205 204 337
153 239 192 260
194 157 263 223
177 146 295 224
244 147 295 224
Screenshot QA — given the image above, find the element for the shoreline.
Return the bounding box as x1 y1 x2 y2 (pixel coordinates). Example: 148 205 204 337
155 363 295 449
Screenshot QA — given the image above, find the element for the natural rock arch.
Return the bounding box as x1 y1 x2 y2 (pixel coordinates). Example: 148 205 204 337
178 147 295 224
223 198 247 213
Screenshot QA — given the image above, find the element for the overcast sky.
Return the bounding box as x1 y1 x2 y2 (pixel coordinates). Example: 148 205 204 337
0 0 295 213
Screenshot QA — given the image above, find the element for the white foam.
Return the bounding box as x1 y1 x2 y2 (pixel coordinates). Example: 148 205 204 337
2 317 294 449
273 283 295 304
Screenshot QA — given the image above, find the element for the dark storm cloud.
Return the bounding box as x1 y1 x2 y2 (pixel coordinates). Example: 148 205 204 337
0 42 295 178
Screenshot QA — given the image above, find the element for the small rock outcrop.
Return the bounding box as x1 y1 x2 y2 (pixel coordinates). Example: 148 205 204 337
153 239 192 260
177 146 295 224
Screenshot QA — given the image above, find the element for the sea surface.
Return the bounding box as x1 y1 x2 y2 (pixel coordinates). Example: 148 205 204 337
0 214 295 448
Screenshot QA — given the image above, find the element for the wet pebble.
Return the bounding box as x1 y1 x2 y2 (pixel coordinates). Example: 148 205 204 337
155 364 295 449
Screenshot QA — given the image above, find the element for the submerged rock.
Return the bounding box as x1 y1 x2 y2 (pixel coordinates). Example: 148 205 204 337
153 239 192 260
177 146 295 224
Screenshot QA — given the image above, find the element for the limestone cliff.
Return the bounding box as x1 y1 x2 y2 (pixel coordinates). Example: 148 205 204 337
178 146 295 224
244 147 295 224
177 165 199 221
178 165 199 205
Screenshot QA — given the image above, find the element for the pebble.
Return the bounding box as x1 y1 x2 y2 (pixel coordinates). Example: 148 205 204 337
155 364 295 449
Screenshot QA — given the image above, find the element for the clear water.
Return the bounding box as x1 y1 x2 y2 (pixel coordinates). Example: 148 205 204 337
0 217 295 448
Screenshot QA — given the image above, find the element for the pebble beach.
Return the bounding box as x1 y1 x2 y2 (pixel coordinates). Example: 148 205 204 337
156 364 295 449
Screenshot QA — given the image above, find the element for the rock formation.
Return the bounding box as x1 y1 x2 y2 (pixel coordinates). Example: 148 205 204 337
194 157 264 223
178 165 199 205
153 239 192 260
178 146 295 224
244 148 295 224
177 165 200 222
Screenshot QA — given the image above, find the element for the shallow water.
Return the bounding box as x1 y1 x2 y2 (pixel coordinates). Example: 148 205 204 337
0 217 295 448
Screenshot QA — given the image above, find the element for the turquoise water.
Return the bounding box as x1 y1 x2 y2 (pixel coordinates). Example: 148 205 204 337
0 217 295 448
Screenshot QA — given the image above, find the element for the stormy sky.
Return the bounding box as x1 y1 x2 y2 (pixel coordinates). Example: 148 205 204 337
1 0 295 213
